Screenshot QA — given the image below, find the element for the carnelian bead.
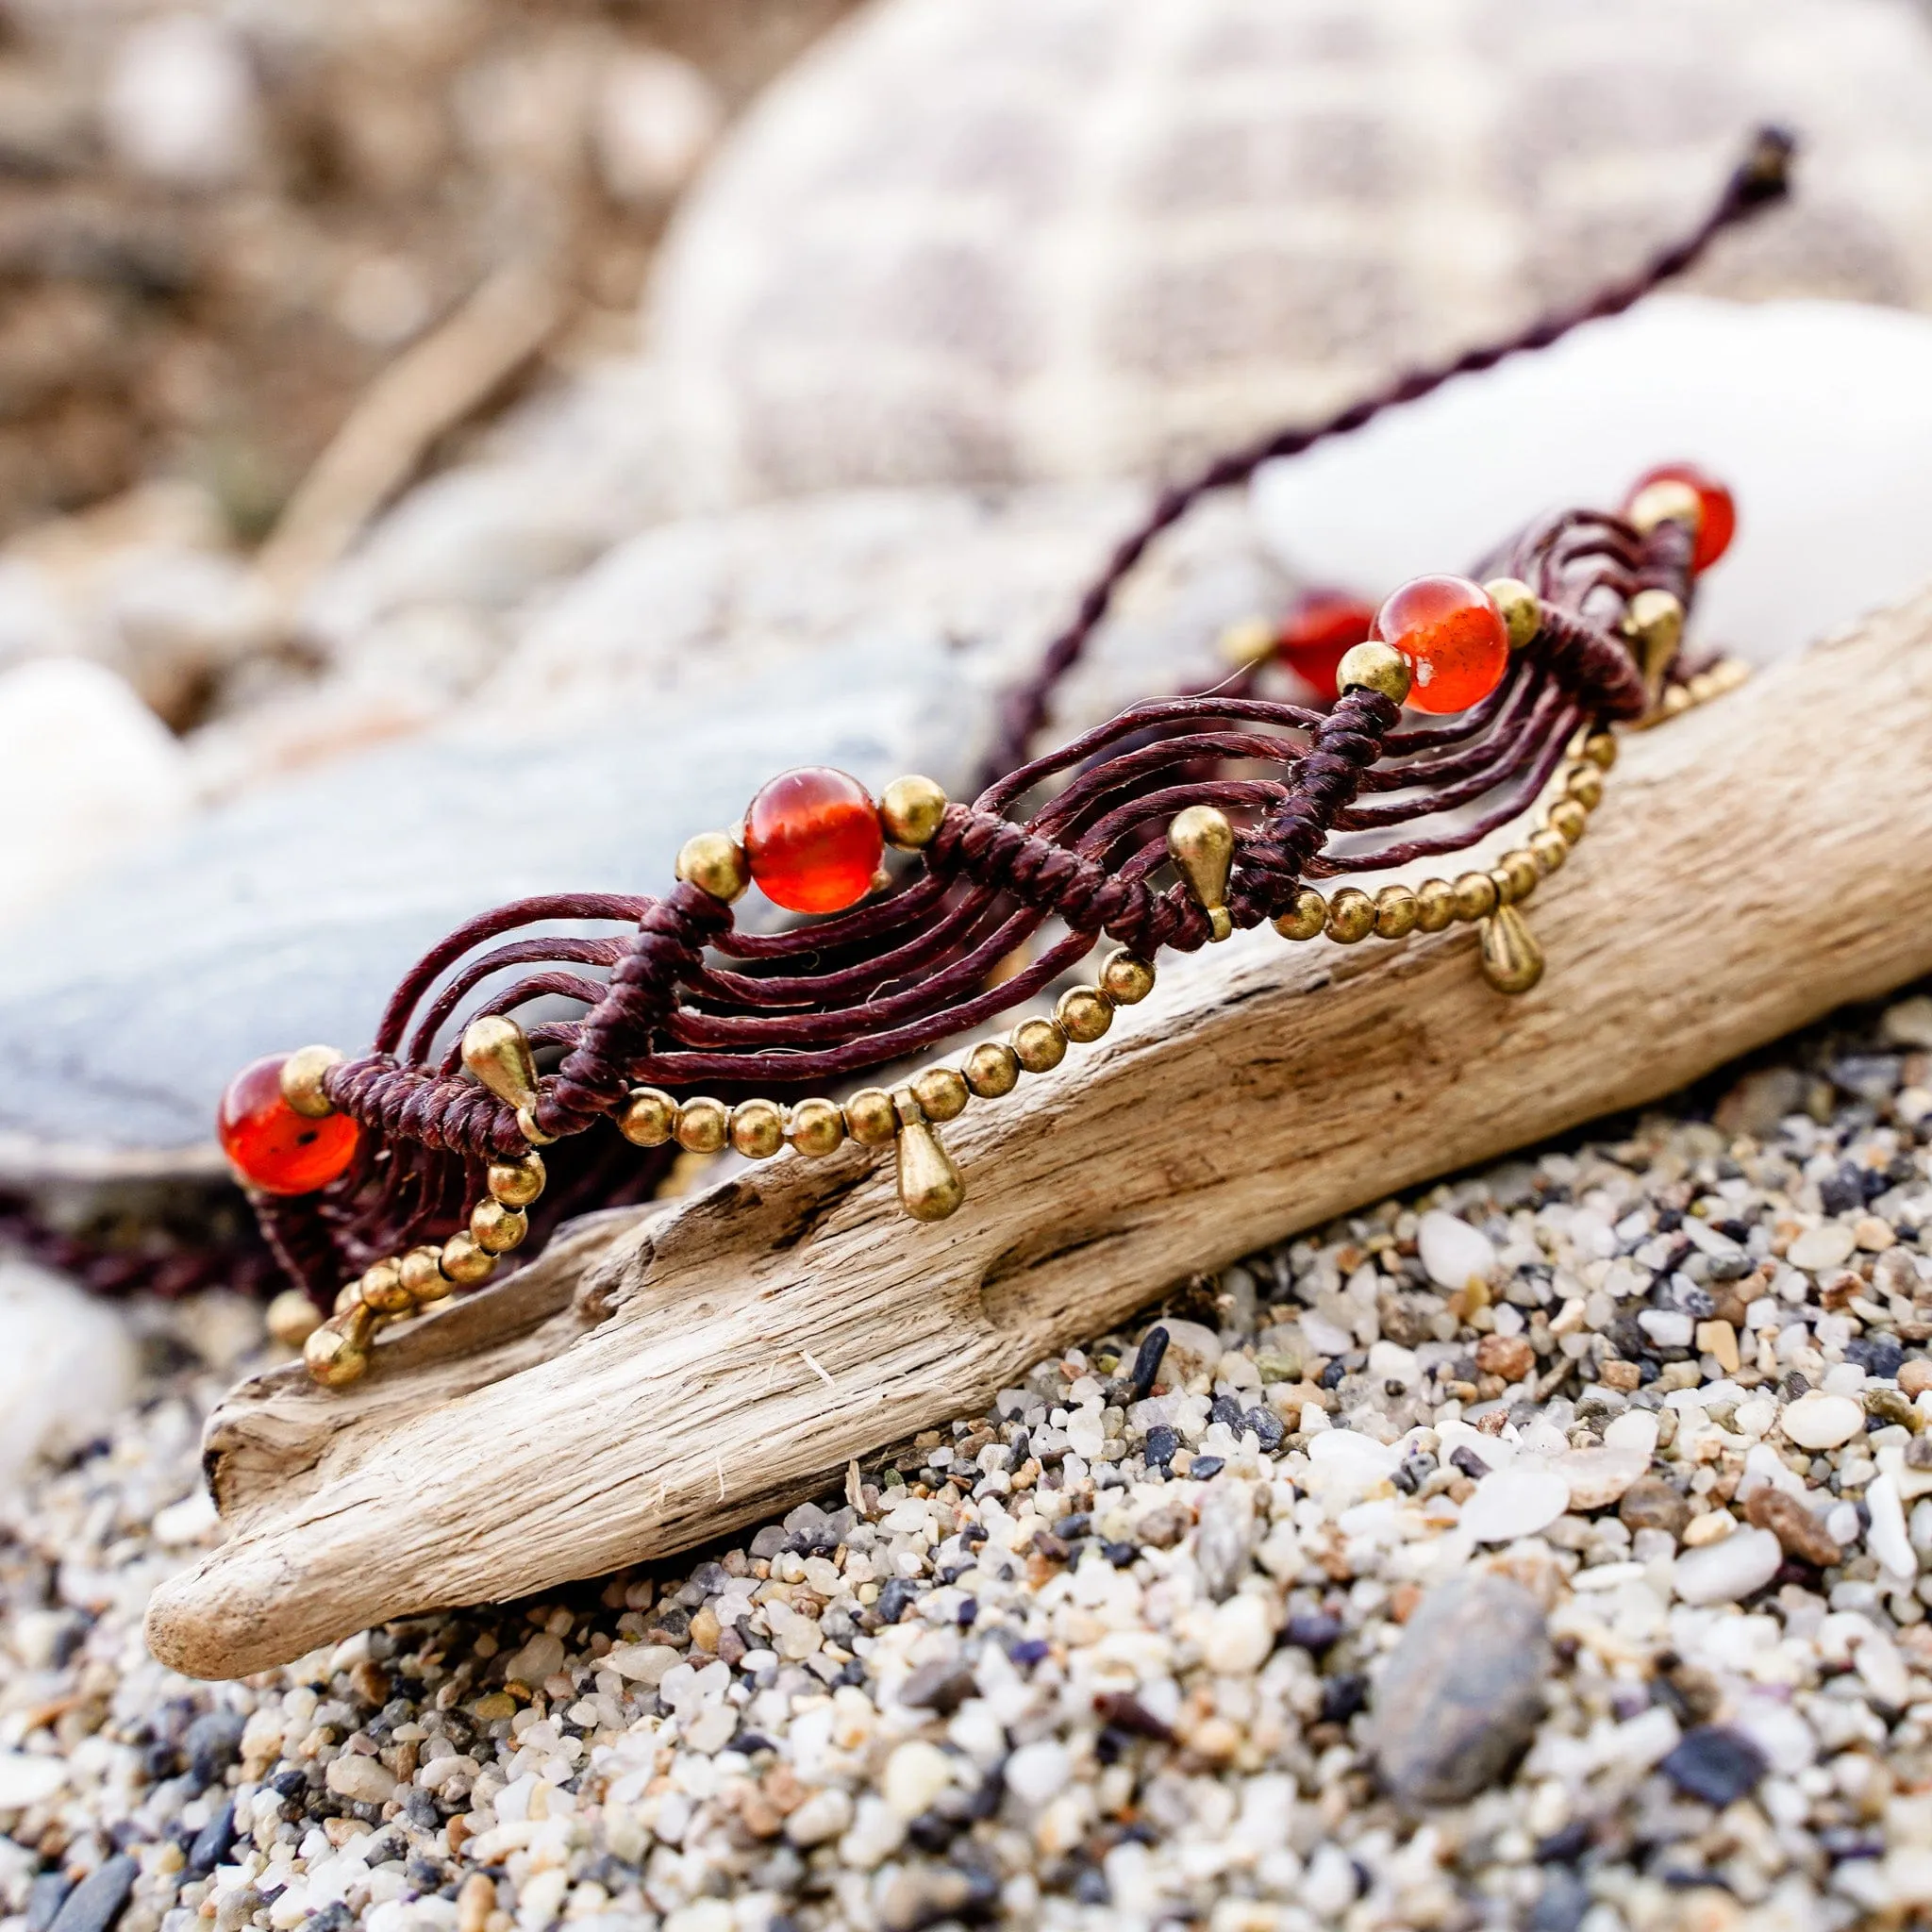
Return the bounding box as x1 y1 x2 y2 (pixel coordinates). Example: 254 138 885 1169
1275 590 1375 700
1372 575 1509 715
742 766 884 914
217 1055 360 1195
1626 462 1736 572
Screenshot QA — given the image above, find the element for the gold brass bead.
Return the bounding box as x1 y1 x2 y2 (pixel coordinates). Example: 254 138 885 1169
909 1066 970 1123
1272 887 1326 941
1100 948 1155 1006
1218 615 1276 669
844 1087 899 1147
1564 763 1605 810
963 1041 1020 1099
470 1199 528 1255
1483 577 1541 652
879 775 948 851
1546 798 1589 845
333 1279 363 1317
788 1095 847 1157
400 1243 447 1298
462 1016 539 1113
305 1308 373 1388
1529 827 1570 874
265 1287 323 1349
1415 878 1457 933
675 829 750 903
618 1087 678 1147
1325 886 1376 943
1336 639 1412 706
1494 849 1541 905
278 1044 342 1120
487 1151 546 1208
1623 587 1685 695
892 1091 965 1223
1624 476 1703 540
729 1098 787 1160
360 1256 412 1316
674 1096 729 1155
1166 804 1236 942
1583 732 1617 771
1374 884 1420 940
1012 1016 1068 1074
439 1232 497 1287
1453 871 1499 923
1479 903 1546 995
515 1104 557 1146
1056 986 1114 1044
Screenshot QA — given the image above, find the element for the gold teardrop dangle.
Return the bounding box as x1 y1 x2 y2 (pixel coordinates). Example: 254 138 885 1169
1167 805 1235 941
1478 903 1544 995
892 1090 965 1222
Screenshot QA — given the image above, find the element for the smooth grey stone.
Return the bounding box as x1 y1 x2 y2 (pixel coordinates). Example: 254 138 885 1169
45 1857 137 1932
1371 1568 1551 1807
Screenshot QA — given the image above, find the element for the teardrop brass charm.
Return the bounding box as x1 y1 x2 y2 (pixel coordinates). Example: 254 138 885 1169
892 1091 965 1222
1166 804 1236 941
1478 903 1545 995
461 1015 539 1109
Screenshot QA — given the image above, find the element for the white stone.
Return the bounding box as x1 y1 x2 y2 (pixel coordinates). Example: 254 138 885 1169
1672 1526 1782 1606
1868 1472 1918 1580
1460 1466 1571 1544
594 50 722 206
0 1753 67 1811
602 1642 680 1686
0 1262 137 1489
1602 1411 1659 1457
1789 1222 1858 1274
1417 1210 1495 1291
1556 1446 1649 1512
1208 1593 1276 1674
882 1741 955 1820
325 1755 396 1805
1883 996 1932 1051
784 1787 853 1847
1255 298 1932 666
502 1632 564 1686
1003 1740 1072 1806
0 658 192 927
1637 1309 1694 1350
104 14 259 189
1779 1391 1866 1451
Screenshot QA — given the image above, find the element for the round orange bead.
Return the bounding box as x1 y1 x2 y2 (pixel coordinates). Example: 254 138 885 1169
1372 575 1509 715
1275 590 1375 700
218 1055 360 1195
1626 462 1735 572
742 766 884 914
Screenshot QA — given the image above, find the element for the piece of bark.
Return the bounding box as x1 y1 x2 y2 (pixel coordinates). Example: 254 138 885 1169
146 587 1932 1678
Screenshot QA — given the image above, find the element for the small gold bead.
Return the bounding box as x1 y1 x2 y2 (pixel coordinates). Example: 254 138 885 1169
675 829 750 904
487 1151 546 1208
305 1311 371 1388
1529 828 1569 875
1687 670 1720 704
333 1279 363 1317
515 1103 557 1146
1325 886 1376 943
1495 849 1541 904
1166 805 1235 942
963 1041 1020 1098
1374 884 1420 940
1584 732 1617 771
1546 799 1589 845
1100 948 1155 1006
1659 684 1692 718
470 1200 528 1255
1012 1016 1068 1074
618 1087 678 1147
1483 577 1541 651
879 775 948 851
1415 878 1457 933
400 1243 447 1297
729 1098 787 1159
788 1096 847 1157
1625 476 1704 540
674 1096 729 1154
1564 763 1605 810
278 1044 342 1120
1056 986 1114 1043
1453 871 1499 923
910 1065 970 1123
1272 887 1326 941
360 1256 413 1316
265 1287 322 1349
1218 615 1276 669
844 1087 899 1147
1336 639 1412 705
439 1232 497 1287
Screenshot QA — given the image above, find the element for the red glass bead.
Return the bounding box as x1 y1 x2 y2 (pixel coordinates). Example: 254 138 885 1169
1626 462 1736 572
743 766 884 914
1373 575 1509 715
217 1055 360 1195
1275 590 1375 700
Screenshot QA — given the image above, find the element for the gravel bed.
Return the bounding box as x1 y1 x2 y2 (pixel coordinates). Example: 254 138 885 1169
3 989 1932 1932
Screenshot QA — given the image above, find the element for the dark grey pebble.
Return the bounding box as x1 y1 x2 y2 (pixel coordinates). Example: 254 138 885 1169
1143 1425 1178 1468
185 1797 237 1877
1659 1725 1768 1807
46 1856 137 1932
1126 1326 1169 1402
1530 1868 1591 1932
182 1709 247 1789
1372 1570 1552 1807
1284 1610 1343 1653
898 1658 975 1713
25 1874 72 1932
1189 1456 1226 1481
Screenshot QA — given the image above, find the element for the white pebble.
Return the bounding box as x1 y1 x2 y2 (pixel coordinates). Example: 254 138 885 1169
784 1788 853 1846
1637 1309 1694 1349
1779 1391 1866 1450
1208 1593 1276 1674
883 1741 955 1820
1459 1465 1571 1543
502 1632 564 1685
602 1642 680 1686
1672 1526 1782 1605
0 1753 67 1810
1418 1211 1496 1291
1867 1472 1918 1579
325 1755 396 1805
1789 1223 1857 1273
1602 1411 1659 1457
1555 1445 1648 1511
1004 1740 1072 1806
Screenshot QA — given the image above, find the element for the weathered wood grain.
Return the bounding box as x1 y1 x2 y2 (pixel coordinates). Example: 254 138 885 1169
146 587 1932 1678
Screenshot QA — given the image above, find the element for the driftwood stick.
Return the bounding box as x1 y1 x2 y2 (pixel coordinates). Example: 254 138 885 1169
147 588 1932 1679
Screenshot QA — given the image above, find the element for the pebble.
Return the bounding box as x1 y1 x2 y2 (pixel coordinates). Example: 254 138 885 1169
881 1741 953 1820
1474 1332 1535 1382
1372 1570 1551 1806
1417 1210 1496 1291
1659 1726 1769 1807
1744 1485 1842 1567
0 1753 68 1810
1788 1221 1858 1273
322 1756 395 1805
1555 1445 1647 1511
1208 1592 1276 1674
1673 1526 1783 1606
1003 1740 1073 1807
1780 1390 1866 1450
43 1856 136 1932
1867 1471 1918 1579
783 1787 852 1847
1461 1465 1572 1543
